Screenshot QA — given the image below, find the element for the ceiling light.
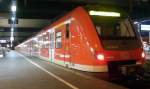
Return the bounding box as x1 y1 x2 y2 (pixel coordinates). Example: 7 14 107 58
10 36 14 41
0 40 7 43
134 21 138 24
89 10 120 17
11 5 16 12
11 17 15 21
11 28 14 31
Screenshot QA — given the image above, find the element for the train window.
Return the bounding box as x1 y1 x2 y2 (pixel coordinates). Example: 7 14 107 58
50 33 54 49
39 36 43 47
56 32 62 48
45 33 50 48
66 23 70 38
95 19 135 39
41 33 49 48
32 39 39 53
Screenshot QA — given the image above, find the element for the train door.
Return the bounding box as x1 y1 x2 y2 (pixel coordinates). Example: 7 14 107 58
64 23 72 67
49 29 55 62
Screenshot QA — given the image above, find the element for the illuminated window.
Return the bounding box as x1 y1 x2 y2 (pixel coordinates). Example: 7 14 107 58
50 33 55 49
56 32 62 48
44 33 50 48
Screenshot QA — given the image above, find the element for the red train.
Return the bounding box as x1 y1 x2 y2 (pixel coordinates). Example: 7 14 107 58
16 6 145 77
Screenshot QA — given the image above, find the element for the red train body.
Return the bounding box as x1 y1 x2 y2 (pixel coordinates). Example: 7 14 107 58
16 6 145 74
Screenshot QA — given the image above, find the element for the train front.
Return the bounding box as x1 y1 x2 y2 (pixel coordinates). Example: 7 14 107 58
87 6 145 79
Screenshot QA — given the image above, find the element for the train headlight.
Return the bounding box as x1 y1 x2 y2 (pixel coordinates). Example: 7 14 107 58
0 54 3 58
141 52 145 58
97 54 104 61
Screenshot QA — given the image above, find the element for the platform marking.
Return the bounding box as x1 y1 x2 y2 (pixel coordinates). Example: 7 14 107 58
50 61 94 80
17 53 79 89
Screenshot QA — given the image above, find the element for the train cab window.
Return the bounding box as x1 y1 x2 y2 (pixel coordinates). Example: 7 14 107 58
56 32 62 48
66 23 70 38
95 19 136 39
93 18 140 50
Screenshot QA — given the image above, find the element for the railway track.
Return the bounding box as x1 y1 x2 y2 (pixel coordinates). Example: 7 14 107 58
80 60 150 89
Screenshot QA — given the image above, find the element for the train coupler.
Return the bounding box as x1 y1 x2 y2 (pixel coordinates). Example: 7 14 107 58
120 64 144 80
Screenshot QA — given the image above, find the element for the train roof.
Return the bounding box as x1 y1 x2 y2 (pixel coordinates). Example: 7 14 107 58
17 5 130 46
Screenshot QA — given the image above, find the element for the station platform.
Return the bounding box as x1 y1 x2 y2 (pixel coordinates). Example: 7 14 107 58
0 51 127 89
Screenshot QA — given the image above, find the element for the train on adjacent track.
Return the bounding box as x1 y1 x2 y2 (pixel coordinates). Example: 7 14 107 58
16 5 145 78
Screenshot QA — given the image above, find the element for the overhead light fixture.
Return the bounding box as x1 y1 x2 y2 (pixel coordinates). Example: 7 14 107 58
11 28 14 31
89 10 120 17
0 40 7 43
11 5 16 12
10 1 17 45
10 36 14 41
11 17 15 21
134 21 138 24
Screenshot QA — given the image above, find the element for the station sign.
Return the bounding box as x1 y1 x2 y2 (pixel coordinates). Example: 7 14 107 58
141 25 150 31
